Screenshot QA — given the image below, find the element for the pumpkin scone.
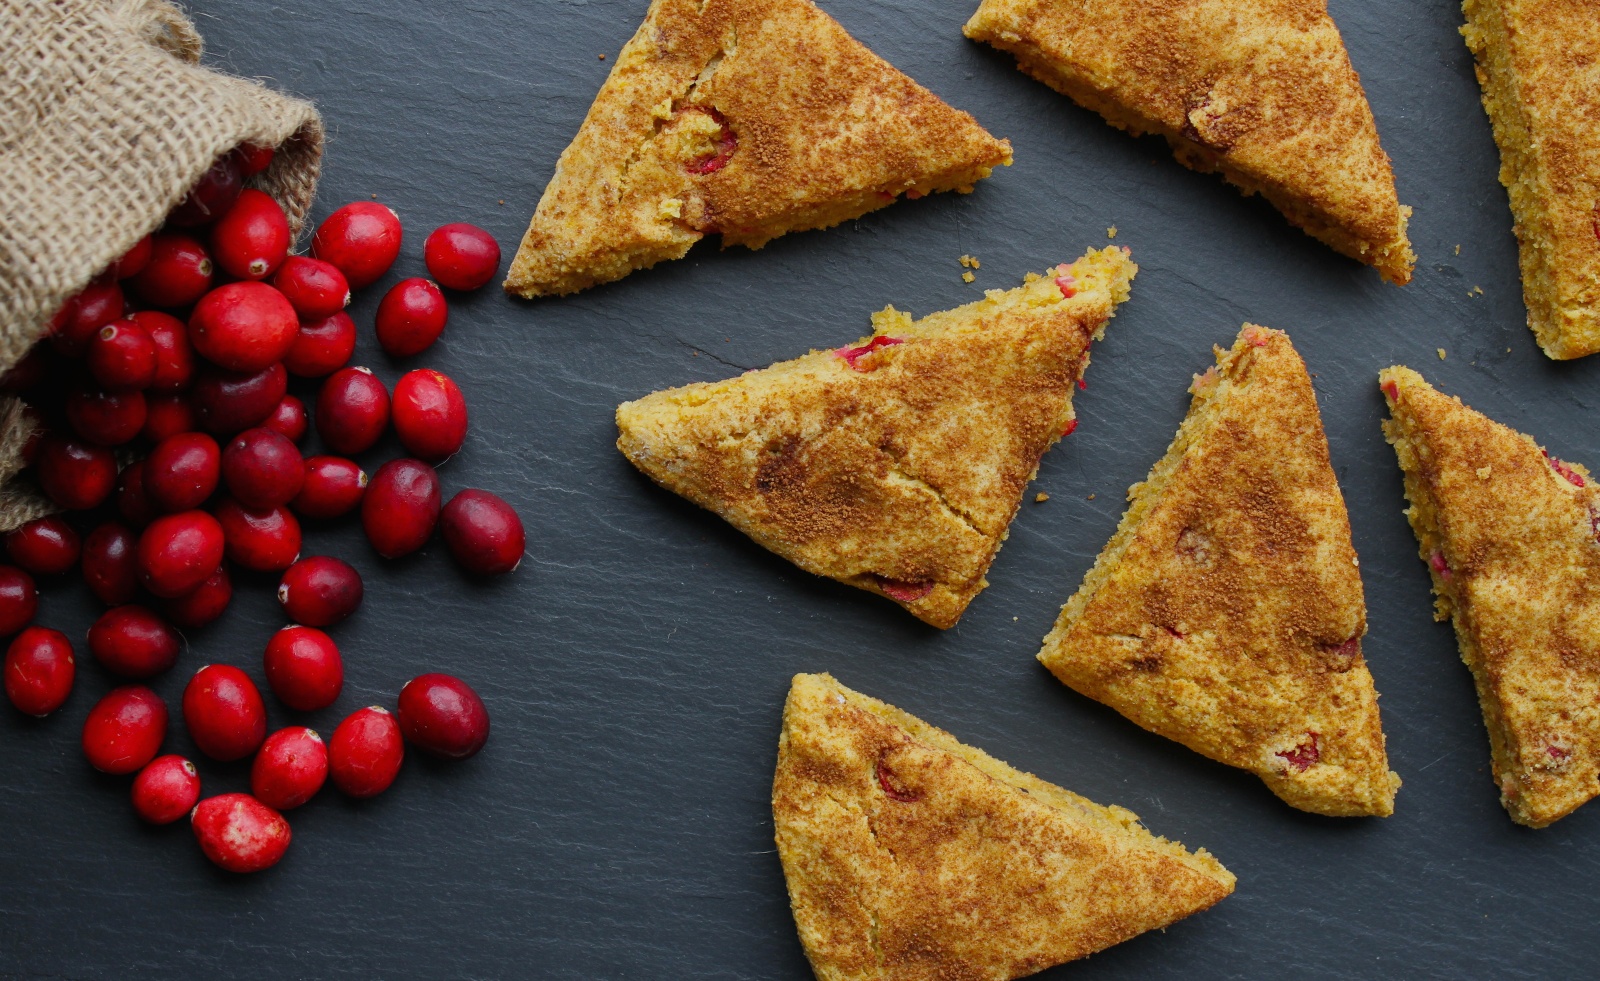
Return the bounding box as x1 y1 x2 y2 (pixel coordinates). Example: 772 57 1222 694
1381 367 1600 827
964 0 1414 284
1461 0 1600 359
1039 326 1399 817
504 0 1012 298
773 673 1236 981
616 247 1135 629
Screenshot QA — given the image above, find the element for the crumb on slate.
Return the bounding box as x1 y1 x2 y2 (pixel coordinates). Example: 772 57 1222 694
1107 226 1118 239
1034 492 1049 503
1086 493 1096 501
962 271 975 283
1437 348 1447 360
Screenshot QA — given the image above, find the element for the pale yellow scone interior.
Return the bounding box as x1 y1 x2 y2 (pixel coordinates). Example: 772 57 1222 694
964 0 1414 284
773 672 1236 981
1381 366 1600 827
1461 0 1600 359
1040 326 1400 817
616 247 1135 628
504 0 1013 297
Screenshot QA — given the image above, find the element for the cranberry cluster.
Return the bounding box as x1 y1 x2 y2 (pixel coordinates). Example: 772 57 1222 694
0 143 516 873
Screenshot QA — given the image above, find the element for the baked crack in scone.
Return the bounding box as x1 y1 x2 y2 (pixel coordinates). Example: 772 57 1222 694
1461 0 1600 359
504 0 1013 298
773 673 1236 981
963 0 1414 284
616 247 1135 628
1039 326 1400 817
1381 367 1600 827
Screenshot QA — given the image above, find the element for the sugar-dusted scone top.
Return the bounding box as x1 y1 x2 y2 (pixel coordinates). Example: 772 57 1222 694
1461 0 1600 359
504 0 1013 298
964 0 1414 284
773 673 1236 981
1381 367 1600 827
1040 326 1399 817
616 246 1136 628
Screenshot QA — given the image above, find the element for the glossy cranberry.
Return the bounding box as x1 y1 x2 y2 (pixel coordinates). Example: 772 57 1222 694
4 627 73 716
88 605 180 678
374 278 447 358
222 427 304 508
262 626 343 712
130 233 214 308
51 277 125 357
441 489 526 575
137 510 225 598
292 456 367 519
192 793 291 873
424 223 501 291
310 201 402 289
214 499 301 572
277 556 363 627
35 436 116 510
112 235 154 280
362 459 440 559
210 189 291 280
65 385 146 446
141 393 198 443
1 347 51 394
0 566 37 634
116 460 159 528
329 706 403 798
130 310 195 392
86 320 157 390
392 369 468 462
132 755 200 824
184 664 267 761
273 256 349 319
191 362 287 435
230 143 275 177
397 673 490 759
160 565 231 629
264 395 308 443
284 311 356 378
316 366 389 454
168 155 243 227
187 282 298 372
82 522 139 605
251 727 328 810
82 685 166 773
5 517 81 576
145 432 221 513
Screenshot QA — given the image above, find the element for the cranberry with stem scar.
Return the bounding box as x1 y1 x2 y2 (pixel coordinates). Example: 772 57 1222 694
362 459 441 559
4 627 74 716
397 674 490 759
81 522 139 606
329 706 404 798
131 311 195 393
316 367 389 454
210 189 291 281
137 510 225 598
424 223 501 291
263 626 343 712
160 565 232 630
222 427 304 509
183 664 267 762
213 499 302 572
273 256 349 320
187 281 298 373
277 556 363 626
65 386 147 447
375 278 448 358
88 605 180 679
440 489 524 575
35 436 117 510
251 727 328 810
191 362 287 436
130 233 213 308
82 685 167 773
0 566 38 634
51 277 124 357
6 518 81 576
292 456 367 519
311 201 403 289
191 793 291 873
144 432 221 514
131 755 200 824
284 311 357 378
86 320 157 390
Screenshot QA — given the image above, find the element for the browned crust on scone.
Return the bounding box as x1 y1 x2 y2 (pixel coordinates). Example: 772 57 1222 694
773 673 1235 981
964 0 1414 284
1040 326 1400 817
1381 367 1600 827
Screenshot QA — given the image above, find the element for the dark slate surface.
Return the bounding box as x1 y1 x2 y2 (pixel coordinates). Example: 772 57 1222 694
5 0 1599 977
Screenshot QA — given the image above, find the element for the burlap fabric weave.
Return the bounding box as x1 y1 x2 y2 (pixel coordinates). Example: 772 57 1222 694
0 0 325 531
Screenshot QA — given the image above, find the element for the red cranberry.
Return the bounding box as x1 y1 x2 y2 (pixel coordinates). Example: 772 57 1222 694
362 458 440 559
116 461 159 528
81 522 139 605
187 282 298 372
87 320 157 390
397 673 490 759
5 517 81 576
273 256 349 319
184 664 267 761
66 385 146 446
222 427 304 508
262 626 343 712
0 566 37 634
35 436 117 510
82 685 167 773
251 727 328 810
160 565 232 629
210 189 291 280
88 605 180 678
132 755 200 824
169 155 243 228
51 277 124 357
293 456 367 519
130 233 214 307
424 223 501 291
191 362 287 435
4 627 73 716
374 278 447 358
192 793 291 873
264 395 308 443
391 369 468 461
230 143 275 177
214 499 301 572
441 489 525 575
130 310 195 393
311 202 402 289
284 311 356 378
277 556 363 626
145 432 221 513
329 706 403 798
137 510 225 598
316 366 389 454
112 235 154 280
141 393 198 443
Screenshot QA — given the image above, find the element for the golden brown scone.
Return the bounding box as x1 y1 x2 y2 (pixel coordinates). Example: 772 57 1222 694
1461 0 1600 359
616 247 1135 628
773 673 1236 981
504 0 1013 298
964 0 1414 284
1039 326 1400 817
1381 367 1600 827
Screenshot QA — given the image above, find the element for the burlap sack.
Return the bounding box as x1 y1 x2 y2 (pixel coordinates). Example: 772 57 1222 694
0 0 326 531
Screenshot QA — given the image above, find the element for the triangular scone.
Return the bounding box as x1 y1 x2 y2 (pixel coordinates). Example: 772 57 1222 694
1381 367 1600 827
504 0 1013 298
616 247 1135 628
964 0 1414 284
1462 1 1600 359
1039 326 1400 817
774 673 1235 981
